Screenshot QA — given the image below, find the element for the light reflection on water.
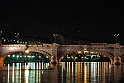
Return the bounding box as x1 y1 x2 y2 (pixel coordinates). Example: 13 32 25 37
0 62 124 83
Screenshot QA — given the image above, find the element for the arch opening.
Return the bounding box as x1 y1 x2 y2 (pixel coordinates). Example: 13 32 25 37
4 51 50 64
120 54 124 62
58 51 113 64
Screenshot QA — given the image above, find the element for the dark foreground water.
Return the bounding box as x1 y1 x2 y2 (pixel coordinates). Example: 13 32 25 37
0 62 124 83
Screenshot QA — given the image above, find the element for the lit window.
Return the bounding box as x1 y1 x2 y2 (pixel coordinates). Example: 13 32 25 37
32 56 35 58
17 55 19 58
13 55 15 57
27 56 30 57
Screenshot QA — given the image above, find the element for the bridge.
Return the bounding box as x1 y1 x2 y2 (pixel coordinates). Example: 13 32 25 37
0 42 124 66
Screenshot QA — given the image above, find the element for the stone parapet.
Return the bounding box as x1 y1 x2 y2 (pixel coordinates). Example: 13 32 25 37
0 43 124 65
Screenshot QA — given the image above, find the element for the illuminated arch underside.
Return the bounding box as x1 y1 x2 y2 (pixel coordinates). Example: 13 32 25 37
57 50 114 64
0 49 52 63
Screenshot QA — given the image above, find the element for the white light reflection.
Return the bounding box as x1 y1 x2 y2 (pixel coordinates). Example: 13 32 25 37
7 64 10 83
26 64 29 70
68 62 70 82
16 63 19 69
25 69 29 83
20 63 21 83
36 62 38 69
30 62 35 69
12 63 15 83
16 64 19 83
42 70 44 74
35 70 40 82
98 62 100 83
109 63 111 82
103 62 106 82
72 62 73 74
93 62 96 82
39 62 41 69
47 63 49 69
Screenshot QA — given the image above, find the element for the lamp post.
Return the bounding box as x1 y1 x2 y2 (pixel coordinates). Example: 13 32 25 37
114 34 119 43
0 31 2 38
0 31 2 45
53 34 58 43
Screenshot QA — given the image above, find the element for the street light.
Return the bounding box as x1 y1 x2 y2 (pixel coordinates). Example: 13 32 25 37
0 31 2 45
24 45 30 55
114 34 119 43
25 50 30 54
0 31 2 39
53 34 58 43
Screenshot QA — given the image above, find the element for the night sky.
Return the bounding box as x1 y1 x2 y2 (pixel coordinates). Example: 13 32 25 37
0 1 124 44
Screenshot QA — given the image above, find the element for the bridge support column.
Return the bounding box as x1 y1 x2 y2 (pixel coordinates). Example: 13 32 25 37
50 43 58 64
114 56 122 65
0 57 4 66
50 56 57 64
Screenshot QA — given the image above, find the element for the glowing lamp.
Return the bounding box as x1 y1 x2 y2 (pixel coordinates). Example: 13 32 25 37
25 50 30 54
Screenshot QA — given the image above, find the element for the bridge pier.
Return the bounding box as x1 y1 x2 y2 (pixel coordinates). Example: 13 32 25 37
50 56 57 64
0 57 4 66
114 56 122 65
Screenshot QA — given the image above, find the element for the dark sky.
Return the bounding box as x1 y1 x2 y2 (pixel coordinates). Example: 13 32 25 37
0 1 124 44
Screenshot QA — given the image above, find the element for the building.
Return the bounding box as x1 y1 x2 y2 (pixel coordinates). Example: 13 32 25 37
54 34 91 45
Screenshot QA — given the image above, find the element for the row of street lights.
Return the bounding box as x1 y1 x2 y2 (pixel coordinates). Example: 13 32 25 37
114 34 119 43
0 32 120 44
53 33 120 43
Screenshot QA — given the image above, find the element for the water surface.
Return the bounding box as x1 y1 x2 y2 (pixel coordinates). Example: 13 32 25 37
0 62 124 83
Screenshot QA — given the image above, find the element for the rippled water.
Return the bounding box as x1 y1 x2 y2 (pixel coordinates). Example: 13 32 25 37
0 62 124 83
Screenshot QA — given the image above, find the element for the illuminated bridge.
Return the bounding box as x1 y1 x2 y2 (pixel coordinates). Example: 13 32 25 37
0 43 124 66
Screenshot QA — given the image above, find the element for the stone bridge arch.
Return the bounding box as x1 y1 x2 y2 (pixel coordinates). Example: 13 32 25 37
27 48 52 61
0 48 52 66
120 54 124 62
57 51 76 62
57 50 114 65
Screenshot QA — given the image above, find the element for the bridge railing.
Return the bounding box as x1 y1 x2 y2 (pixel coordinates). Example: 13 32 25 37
60 44 117 50
0 44 26 47
0 44 55 47
1 43 124 49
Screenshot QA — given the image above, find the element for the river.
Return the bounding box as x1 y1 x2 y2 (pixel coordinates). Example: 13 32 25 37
0 62 124 83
